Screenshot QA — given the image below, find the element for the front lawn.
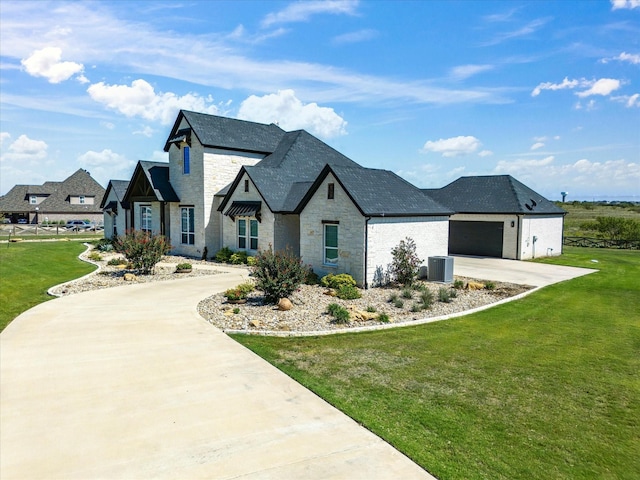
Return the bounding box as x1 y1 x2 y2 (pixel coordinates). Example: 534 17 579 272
232 247 640 479
0 241 95 332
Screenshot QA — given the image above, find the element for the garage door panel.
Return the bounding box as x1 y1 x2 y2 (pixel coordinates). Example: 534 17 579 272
449 221 503 257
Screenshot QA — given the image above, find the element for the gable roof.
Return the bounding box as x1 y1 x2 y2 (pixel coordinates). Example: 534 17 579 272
100 180 130 209
300 165 453 217
423 175 565 215
122 161 179 204
0 169 105 214
164 110 286 153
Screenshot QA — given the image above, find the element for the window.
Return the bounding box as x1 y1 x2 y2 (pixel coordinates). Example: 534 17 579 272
79 195 85 204
328 183 335 200
141 205 152 233
183 146 190 175
324 224 338 265
30 196 37 204
238 218 258 250
244 179 249 192
181 207 195 245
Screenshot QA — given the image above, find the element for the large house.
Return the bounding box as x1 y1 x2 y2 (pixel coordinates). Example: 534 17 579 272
0 169 105 224
100 179 130 238
106 110 564 286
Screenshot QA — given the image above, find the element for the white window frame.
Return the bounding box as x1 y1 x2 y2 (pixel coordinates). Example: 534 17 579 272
237 217 258 250
30 195 37 204
79 195 85 204
141 205 152 233
181 207 195 245
323 223 338 266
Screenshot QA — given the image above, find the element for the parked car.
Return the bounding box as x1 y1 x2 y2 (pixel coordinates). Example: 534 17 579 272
66 220 92 231
17 218 28 224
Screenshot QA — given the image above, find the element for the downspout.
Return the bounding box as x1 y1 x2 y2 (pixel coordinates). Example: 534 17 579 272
364 217 371 289
516 215 523 260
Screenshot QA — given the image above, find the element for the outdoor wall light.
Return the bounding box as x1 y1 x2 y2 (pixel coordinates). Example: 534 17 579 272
511 221 515 227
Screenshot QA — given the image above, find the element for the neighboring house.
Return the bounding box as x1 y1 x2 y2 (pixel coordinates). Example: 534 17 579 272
0 169 105 224
424 175 566 260
100 180 130 238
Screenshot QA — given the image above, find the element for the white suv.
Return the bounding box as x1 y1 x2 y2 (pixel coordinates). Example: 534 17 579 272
66 220 92 231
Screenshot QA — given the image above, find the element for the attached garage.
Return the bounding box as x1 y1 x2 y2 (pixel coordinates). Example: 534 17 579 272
449 220 503 257
423 175 566 260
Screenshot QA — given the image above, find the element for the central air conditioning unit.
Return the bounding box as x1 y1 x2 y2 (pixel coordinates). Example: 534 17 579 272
427 256 454 283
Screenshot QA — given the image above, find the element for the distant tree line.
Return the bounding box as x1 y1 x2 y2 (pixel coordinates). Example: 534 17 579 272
580 217 640 242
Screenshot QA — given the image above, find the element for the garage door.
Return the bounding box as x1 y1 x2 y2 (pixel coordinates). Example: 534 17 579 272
449 221 503 257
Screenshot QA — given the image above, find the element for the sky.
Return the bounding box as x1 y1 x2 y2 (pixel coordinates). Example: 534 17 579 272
1 0 639 201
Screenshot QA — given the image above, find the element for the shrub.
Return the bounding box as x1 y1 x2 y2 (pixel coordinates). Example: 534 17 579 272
176 262 192 270
232 307 240 314
336 284 361 300
215 246 234 263
411 303 423 313
224 282 254 301
88 251 102 262
389 237 422 286
366 306 377 313
327 303 350 324
438 287 453 303
393 298 404 308
230 251 248 265
401 287 413 299
378 313 390 323
321 273 357 289
449 288 458 299
252 246 309 304
420 289 434 308
113 230 171 274
107 257 126 266
95 238 114 252
485 281 496 290
388 293 399 303
453 279 465 289
305 269 321 285
246 256 257 266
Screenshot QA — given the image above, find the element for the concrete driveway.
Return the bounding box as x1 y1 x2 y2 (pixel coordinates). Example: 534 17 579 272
452 255 598 287
1 267 432 480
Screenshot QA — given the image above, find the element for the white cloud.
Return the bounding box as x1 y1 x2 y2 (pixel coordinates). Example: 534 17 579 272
4 134 48 160
262 0 358 27
0 132 10 146
602 52 640 64
612 93 640 107
133 126 154 137
21 47 84 83
449 64 494 81
575 99 597 110
611 0 640 10
531 142 545 150
87 79 220 125
481 17 550 46
77 149 135 187
237 89 347 139
332 29 378 45
531 77 580 96
576 78 621 97
478 150 493 157
421 136 482 157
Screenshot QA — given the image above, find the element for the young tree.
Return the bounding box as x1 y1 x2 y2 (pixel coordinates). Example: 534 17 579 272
389 237 422 287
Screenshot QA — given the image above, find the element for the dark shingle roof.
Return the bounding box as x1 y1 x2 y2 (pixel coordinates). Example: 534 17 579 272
164 110 286 153
100 180 130 209
423 175 565 215
0 169 105 214
123 161 180 203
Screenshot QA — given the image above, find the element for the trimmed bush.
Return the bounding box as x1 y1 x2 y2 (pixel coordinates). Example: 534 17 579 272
321 273 357 289
336 284 361 300
378 312 390 323
246 256 257 266
230 251 248 265
252 246 309 304
113 230 171 274
453 279 465 289
176 262 192 270
485 281 496 290
215 246 234 263
224 282 254 301
107 257 126 266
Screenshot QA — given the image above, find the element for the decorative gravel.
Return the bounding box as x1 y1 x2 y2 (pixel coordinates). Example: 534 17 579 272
54 244 533 335
197 279 532 335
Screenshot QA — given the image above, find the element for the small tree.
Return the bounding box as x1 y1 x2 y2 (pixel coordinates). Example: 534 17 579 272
113 230 171 274
389 237 422 286
252 245 309 304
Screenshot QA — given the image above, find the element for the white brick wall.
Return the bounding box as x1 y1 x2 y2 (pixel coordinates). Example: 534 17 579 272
366 216 449 286
519 215 564 259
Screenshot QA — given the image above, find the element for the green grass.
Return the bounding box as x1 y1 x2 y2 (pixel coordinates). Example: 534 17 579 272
0 241 95 332
560 202 640 236
231 247 640 479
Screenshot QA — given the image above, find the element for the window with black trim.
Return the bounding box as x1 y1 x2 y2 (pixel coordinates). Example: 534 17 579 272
238 218 258 250
328 183 334 199
183 146 190 175
324 224 338 265
244 179 249 192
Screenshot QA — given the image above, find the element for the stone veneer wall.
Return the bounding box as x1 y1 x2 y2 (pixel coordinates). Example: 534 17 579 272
299 173 366 285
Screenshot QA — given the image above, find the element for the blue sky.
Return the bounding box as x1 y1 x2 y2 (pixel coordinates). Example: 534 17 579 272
1 0 638 201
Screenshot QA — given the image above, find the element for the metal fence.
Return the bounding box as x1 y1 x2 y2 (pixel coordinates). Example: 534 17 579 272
563 236 640 250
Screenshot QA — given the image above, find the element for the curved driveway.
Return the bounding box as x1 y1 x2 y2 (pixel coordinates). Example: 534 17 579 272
1 267 432 479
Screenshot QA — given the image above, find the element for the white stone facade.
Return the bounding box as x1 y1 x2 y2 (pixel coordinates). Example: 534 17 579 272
366 216 450 287
102 189 128 239
518 215 564 259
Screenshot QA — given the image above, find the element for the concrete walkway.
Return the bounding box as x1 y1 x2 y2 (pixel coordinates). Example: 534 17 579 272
1 267 433 479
